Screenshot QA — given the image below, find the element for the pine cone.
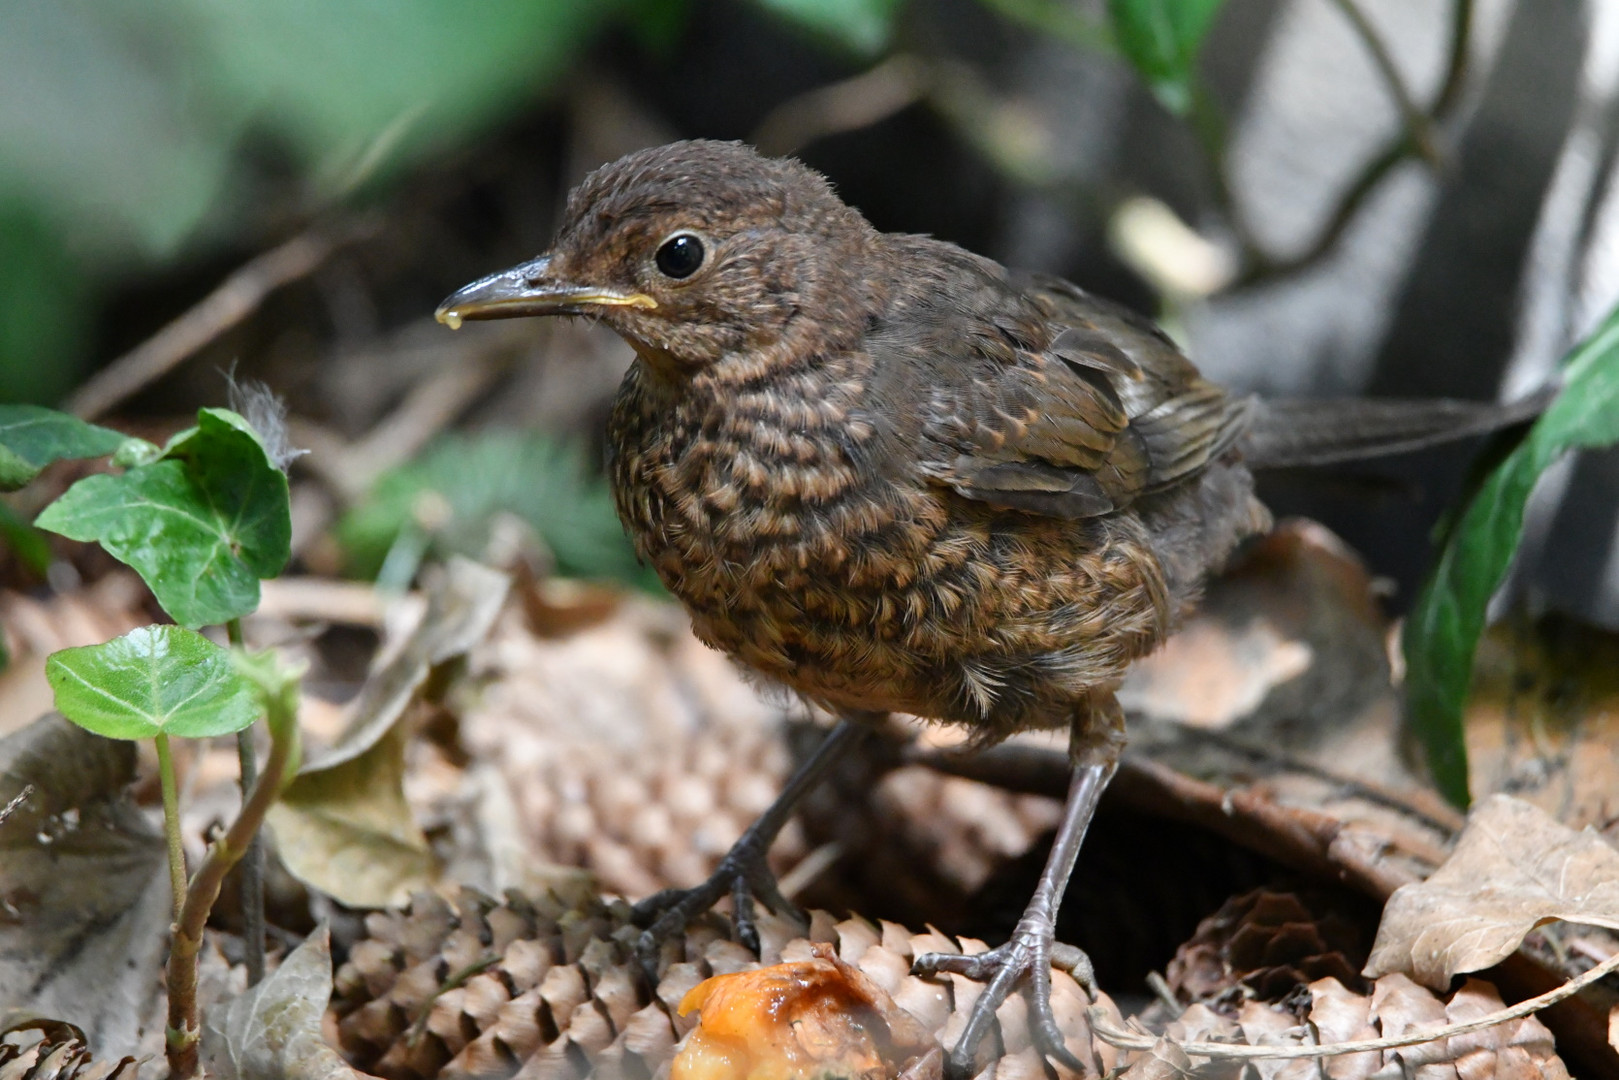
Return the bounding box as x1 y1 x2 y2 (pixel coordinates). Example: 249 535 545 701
1160 888 1367 1010
460 605 1061 923
330 885 1116 1080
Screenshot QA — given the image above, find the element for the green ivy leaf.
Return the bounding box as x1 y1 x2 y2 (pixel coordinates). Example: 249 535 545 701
46 625 259 740
0 405 124 491
36 408 292 627
1106 0 1225 114
1404 306 1619 807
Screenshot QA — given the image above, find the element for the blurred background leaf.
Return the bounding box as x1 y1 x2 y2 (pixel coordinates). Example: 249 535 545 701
0 0 635 404
338 430 659 593
754 0 906 54
1105 0 1225 115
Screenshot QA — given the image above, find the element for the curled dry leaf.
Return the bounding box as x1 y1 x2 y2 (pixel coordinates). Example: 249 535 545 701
203 926 369 1080
1366 794 1619 988
0 716 169 1061
266 557 509 907
1109 973 1570 1079
0 1017 142 1079
266 726 434 910
671 942 940 1080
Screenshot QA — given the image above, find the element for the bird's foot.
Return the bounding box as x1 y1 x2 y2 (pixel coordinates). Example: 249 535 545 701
913 917 1094 1078
631 825 802 980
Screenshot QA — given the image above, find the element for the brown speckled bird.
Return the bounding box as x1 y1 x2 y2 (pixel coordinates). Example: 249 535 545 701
438 140 1538 1075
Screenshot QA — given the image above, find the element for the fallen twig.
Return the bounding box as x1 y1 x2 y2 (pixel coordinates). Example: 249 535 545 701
1087 950 1619 1059
0 784 33 825
67 220 375 421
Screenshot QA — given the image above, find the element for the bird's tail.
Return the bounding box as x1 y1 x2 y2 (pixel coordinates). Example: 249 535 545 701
1237 391 1551 469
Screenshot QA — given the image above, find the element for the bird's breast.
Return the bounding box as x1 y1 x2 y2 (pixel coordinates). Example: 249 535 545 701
607 353 1171 732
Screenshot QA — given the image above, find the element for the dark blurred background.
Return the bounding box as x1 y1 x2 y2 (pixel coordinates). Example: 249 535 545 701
3 0 1615 622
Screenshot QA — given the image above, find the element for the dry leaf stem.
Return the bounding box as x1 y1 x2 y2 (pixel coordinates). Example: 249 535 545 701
165 684 300 1080
1088 949 1619 1060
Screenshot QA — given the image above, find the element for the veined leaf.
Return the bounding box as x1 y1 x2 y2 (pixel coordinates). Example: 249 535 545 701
47 625 259 741
1404 305 1619 806
0 405 124 491
36 408 292 627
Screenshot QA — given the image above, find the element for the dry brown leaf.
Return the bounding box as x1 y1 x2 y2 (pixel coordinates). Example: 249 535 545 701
0 1018 142 1080
203 927 370 1080
309 557 508 770
1120 520 1389 733
1365 795 1619 988
267 557 508 906
1117 1037 1197 1079
267 726 436 909
0 716 169 1062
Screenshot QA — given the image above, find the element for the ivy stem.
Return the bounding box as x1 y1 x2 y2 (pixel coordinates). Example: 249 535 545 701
226 618 266 987
153 733 186 925
165 673 299 1080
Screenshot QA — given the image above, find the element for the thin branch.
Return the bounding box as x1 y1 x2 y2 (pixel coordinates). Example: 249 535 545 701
66 219 375 421
1089 949 1619 1059
1433 0 1476 119
1235 141 1409 285
227 618 266 988
909 745 1423 901
1228 0 1475 288
164 678 300 1080
1327 0 1441 164
753 55 933 157
0 784 34 825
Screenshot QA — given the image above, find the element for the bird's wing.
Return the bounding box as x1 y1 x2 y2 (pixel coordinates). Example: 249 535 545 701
903 268 1252 519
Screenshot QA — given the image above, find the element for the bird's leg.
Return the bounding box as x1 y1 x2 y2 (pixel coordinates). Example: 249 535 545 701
632 717 870 975
912 697 1125 1078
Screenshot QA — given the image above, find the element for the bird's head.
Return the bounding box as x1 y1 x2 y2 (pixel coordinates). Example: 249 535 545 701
436 140 879 372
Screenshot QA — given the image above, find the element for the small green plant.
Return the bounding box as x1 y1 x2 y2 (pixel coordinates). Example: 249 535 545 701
0 402 299 1080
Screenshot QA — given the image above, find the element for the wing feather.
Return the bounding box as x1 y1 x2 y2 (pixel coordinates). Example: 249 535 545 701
898 255 1251 520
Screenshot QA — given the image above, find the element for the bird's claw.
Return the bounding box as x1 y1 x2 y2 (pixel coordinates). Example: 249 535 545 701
631 834 803 982
913 925 1090 1078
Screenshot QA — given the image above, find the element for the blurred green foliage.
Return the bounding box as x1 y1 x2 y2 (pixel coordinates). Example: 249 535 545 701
757 0 905 54
338 430 660 592
1106 0 1226 115
0 0 1209 405
0 0 621 403
0 0 897 408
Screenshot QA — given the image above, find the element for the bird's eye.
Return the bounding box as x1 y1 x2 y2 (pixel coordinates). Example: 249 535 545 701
654 234 705 279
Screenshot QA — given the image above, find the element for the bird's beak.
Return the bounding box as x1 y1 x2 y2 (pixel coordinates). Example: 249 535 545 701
434 255 657 329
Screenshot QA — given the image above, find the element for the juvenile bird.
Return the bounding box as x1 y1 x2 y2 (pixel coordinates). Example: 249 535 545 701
438 140 1538 1075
